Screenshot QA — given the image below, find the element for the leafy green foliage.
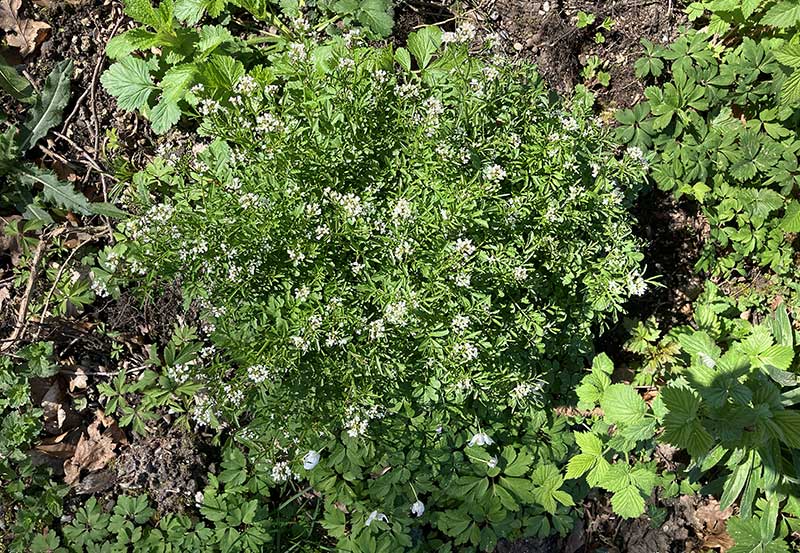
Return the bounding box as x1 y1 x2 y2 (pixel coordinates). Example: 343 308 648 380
617 29 800 276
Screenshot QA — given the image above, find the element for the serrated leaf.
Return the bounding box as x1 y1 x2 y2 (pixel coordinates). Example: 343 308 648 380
101 57 155 112
741 0 764 18
565 453 596 479
0 55 34 104
574 432 603 456
16 164 91 215
149 98 181 134
611 485 645 518
592 352 614 375
19 60 72 153
728 515 791 553
174 0 205 24
197 24 233 55
781 200 800 232
106 28 160 60
781 69 800 104
775 43 800 68
761 1 800 27
600 384 647 425
160 64 196 102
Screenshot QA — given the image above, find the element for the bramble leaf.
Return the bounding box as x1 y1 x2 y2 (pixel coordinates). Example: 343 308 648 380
101 57 155 112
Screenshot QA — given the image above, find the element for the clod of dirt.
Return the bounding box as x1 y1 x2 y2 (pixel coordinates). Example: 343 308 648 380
115 431 208 513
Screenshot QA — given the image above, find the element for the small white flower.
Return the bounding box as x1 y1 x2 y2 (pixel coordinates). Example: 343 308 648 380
303 450 320 470
512 266 528 282
454 237 476 258
365 511 388 526
468 432 494 447
411 500 425 517
487 456 498 469
451 315 470 333
482 164 507 183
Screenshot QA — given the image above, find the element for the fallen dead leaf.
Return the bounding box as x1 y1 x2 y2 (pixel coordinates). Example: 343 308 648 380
0 0 50 56
41 379 67 434
68 367 88 392
63 411 126 485
0 286 10 310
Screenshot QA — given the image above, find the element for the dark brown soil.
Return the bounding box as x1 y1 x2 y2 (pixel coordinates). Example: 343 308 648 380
1 0 156 207
472 0 686 108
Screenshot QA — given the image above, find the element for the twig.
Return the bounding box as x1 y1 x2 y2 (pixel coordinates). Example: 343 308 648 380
1 238 47 352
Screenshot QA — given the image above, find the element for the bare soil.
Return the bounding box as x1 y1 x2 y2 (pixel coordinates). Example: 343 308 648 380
473 0 686 108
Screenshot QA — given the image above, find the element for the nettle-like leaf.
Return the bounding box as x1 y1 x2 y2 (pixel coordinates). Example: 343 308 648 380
660 385 713 457
599 463 655 519
19 60 73 153
101 57 156 112
576 353 613 410
760 1 800 28
600 384 647 426
565 431 610 487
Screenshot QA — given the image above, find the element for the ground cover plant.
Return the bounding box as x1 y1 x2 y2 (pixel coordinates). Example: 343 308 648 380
1 0 800 552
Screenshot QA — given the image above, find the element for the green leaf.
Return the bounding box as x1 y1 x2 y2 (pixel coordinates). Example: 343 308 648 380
565 454 596 479
356 0 394 38
741 0 765 18
592 352 614 375
781 200 800 232
661 386 714 457
575 431 603 455
19 60 73 153
106 29 160 60
600 384 647 426
407 26 442 70
781 69 800 103
728 515 791 553
760 1 800 27
101 57 155 112
197 25 234 55
149 98 181 134
0 56 35 104
16 164 92 215
174 0 206 24
160 64 196 102
611 485 646 519
775 43 800 68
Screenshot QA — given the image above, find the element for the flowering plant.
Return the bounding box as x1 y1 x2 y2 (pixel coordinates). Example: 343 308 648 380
118 26 648 549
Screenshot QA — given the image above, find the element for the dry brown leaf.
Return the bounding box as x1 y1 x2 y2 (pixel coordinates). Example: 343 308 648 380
69 368 88 392
41 380 66 434
63 414 123 485
0 0 50 56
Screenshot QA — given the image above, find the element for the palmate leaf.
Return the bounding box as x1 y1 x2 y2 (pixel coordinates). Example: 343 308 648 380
19 60 73 153
16 164 92 215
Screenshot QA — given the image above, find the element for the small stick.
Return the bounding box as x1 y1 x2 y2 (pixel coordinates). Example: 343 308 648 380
1 238 47 352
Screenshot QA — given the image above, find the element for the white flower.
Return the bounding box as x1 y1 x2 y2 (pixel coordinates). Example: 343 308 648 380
303 450 320 470
482 164 507 183
468 432 494 447
411 500 425 517
384 301 408 326
512 266 528 282
365 511 388 526
454 273 471 287
451 315 470 333
392 198 413 222
454 237 476 258
487 456 498 469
